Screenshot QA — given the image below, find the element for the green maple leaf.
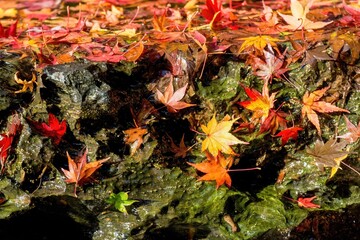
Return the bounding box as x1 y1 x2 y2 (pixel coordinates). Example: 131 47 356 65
106 192 138 214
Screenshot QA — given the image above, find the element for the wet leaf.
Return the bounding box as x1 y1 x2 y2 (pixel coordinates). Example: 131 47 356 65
169 134 188 158
14 71 37 94
238 81 276 124
275 126 303 145
306 138 348 177
248 45 288 82
201 0 222 23
301 86 350 135
106 192 138 214
61 149 109 196
124 41 144 62
27 113 67 145
188 151 233 189
201 114 248 157
330 32 360 64
155 80 196 113
297 196 320 208
123 127 148 156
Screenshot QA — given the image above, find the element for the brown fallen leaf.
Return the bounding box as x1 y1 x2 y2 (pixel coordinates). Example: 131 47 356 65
306 138 348 178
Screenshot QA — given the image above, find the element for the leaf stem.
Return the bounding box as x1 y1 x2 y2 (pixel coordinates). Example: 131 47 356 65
227 167 261 172
341 161 360 176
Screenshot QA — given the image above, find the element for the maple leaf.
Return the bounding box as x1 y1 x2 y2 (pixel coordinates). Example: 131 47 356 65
61 149 109 196
306 138 348 178
106 192 138 214
27 113 67 145
0 20 17 38
0 113 21 173
0 134 12 173
278 0 332 31
187 151 233 189
201 0 223 23
169 134 188 158
260 0 279 26
260 109 288 134
238 35 281 55
337 116 360 143
275 126 303 145
301 86 350 135
155 80 196 113
201 114 248 157
342 0 360 23
123 127 148 156
238 82 276 124
297 196 320 208
14 71 37 94
248 45 288 82
329 32 360 64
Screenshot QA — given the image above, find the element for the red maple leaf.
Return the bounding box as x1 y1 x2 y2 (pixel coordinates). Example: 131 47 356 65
0 113 21 172
201 0 223 23
297 196 320 209
0 135 12 172
27 113 67 145
275 126 303 145
260 109 288 134
0 21 18 38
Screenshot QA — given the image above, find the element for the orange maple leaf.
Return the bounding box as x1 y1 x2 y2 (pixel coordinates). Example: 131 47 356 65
123 127 148 156
61 149 109 196
155 80 196 113
301 86 349 135
238 82 276 124
188 152 233 189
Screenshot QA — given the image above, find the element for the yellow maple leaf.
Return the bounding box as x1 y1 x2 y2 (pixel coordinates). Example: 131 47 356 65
201 114 248 157
238 35 280 54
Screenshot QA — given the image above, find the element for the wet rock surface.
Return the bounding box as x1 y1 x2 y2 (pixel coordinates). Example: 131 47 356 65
0 55 359 240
